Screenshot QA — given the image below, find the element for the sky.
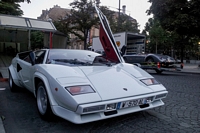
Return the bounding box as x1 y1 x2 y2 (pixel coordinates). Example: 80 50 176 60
19 0 152 32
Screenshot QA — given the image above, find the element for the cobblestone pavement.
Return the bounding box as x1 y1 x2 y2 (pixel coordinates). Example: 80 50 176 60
0 72 200 133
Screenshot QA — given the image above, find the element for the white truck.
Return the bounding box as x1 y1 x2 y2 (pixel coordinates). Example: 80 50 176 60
91 32 146 55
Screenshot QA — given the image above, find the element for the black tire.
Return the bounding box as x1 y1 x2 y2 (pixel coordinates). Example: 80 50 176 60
9 71 18 92
155 69 163 74
36 82 53 120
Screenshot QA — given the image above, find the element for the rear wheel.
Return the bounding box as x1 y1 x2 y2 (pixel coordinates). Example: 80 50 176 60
155 69 163 74
9 71 18 92
146 57 154 63
36 82 53 120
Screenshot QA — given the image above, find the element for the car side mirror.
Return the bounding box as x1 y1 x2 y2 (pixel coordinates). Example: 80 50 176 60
120 45 126 56
29 51 35 65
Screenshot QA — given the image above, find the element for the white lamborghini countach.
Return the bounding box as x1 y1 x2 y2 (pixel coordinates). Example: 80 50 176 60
8 6 168 124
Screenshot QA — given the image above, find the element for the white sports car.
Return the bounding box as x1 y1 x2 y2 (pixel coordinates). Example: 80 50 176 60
8 6 168 124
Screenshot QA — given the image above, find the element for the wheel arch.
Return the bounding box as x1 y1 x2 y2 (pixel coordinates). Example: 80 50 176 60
145 55 154 62
145 55 159 62
34 72 58 106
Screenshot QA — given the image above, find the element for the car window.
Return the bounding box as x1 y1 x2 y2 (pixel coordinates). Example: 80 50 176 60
35 50 46 64
21 51 32 63
123 56 136 63
47 49 116 66
23 55 31 63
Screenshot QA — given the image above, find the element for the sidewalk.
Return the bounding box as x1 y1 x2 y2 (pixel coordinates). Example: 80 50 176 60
178 63 200 74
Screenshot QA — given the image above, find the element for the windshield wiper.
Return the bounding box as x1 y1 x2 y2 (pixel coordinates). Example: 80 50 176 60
51 59 92 66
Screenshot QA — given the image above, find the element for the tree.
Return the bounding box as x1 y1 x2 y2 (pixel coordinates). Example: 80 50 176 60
144 18 179 55
53 2 116 49
0 0 30 16
30 31 44 50
67 0 99 50
98 6 117 33
111 13 139 33
148 0 200 37
53 17 71 47
3 0 31 3
55 0 139 50
120 15 139 33
147 0 200 62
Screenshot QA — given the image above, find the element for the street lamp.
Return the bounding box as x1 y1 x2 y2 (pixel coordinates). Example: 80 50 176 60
118 0 121 29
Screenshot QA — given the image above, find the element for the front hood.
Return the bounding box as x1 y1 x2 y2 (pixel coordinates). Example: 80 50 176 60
79 63 163 100
38 64 166 101
37 64 90 85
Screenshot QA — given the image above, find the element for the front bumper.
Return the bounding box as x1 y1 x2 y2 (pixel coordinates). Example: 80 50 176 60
51 91 168 124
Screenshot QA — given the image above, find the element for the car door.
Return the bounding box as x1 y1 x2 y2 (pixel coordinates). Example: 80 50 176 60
17 55 34 92
95 5 124 63
17 50 46 92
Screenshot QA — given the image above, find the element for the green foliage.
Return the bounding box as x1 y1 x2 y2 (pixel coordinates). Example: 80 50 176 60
30 31 44 50
99 6 116 32
114 14 140 33
67 0 99 49
146 0 200 61
59 0 139 49
147 0 200 37
0 1 23 16
0 0 30 16
53 20 70 45
2 0 31 3
144 18 180 53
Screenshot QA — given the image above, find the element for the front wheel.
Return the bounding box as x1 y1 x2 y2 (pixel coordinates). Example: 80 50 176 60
36 82 53 120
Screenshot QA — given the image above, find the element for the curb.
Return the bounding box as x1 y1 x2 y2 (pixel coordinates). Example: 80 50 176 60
0 77 6 133
164 69 200 75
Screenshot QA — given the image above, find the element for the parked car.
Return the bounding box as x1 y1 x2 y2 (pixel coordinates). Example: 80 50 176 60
8 6 168 124
123 53 179 64
123 54 181 74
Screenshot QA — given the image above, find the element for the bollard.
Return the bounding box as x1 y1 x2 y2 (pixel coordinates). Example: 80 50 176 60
180 63 184 69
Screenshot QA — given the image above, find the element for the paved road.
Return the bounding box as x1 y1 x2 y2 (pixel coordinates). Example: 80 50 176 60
0 72 200 133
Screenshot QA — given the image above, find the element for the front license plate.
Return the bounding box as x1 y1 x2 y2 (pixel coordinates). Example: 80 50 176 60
117 98 147 109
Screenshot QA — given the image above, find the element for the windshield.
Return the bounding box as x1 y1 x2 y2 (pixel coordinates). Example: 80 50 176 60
46 49 117 66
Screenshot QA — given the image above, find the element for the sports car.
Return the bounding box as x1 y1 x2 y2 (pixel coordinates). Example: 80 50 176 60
8 6 168 124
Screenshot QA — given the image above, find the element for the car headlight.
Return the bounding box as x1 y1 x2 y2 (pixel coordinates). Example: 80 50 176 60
65 85 95 95
141 78 160 86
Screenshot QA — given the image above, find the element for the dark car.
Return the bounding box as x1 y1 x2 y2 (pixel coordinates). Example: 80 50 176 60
123 54 181 74
124 54 177 64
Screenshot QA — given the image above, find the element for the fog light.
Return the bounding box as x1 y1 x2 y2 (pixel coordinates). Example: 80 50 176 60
83 105 105 113
106 103 116 110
